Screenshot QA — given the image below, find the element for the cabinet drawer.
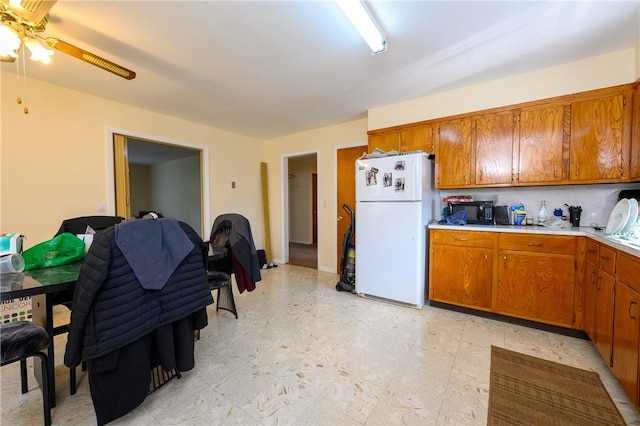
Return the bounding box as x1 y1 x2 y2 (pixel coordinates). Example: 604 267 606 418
499 234 576 255
431 230 495 247
586 240 599 264
599 246 616 275
618 252 640 293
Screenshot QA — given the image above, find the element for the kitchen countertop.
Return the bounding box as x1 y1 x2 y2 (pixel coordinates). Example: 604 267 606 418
428 223 640 258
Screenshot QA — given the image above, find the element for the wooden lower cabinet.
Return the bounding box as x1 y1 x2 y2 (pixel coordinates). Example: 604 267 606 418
583 244 640 407
594 270 614 363
431 244 493 309
496 250 575 326
429 230 578 327
611 252 640 405
496 234 577 327
429 230 495 310
584 241 615 363
612 281 639 403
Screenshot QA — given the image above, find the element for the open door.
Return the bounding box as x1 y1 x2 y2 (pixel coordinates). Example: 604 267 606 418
336 145 366 269
113 134 131 218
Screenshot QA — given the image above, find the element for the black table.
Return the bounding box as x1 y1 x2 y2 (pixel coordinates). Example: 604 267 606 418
1 262 81 407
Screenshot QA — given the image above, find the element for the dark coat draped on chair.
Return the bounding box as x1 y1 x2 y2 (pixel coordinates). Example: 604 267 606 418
64 218 213 425
209 213 261 293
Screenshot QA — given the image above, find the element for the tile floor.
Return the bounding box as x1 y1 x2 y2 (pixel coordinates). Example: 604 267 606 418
2 264 640 425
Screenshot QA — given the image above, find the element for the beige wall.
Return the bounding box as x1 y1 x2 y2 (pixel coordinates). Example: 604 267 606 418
0 72 264 248
369 48 638 130
264 119 368 272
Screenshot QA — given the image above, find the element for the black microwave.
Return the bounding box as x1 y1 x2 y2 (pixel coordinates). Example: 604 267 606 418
447 201 495 225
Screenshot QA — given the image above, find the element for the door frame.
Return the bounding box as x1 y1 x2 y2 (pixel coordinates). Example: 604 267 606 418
106 127 211 236
281 149 318 266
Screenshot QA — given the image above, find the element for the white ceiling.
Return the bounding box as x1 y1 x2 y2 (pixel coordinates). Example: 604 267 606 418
2 1 639 140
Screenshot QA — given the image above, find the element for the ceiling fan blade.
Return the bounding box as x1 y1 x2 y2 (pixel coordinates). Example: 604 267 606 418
45 37 136 80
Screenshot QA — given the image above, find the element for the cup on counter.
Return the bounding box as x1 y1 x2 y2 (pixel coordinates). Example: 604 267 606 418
0 253 25 274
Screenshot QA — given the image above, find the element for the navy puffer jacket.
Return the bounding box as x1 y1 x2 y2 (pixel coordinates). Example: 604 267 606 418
64 220 213 368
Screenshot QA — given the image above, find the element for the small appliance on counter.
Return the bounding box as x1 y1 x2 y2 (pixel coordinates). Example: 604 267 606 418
447 200 495 225
567 205 582 227
494 205 510 225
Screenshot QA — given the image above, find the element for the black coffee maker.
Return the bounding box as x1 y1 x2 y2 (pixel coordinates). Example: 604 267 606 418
566 205 582 227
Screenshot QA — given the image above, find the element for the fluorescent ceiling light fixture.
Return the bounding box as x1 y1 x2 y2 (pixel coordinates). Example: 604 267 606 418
336 0 387 55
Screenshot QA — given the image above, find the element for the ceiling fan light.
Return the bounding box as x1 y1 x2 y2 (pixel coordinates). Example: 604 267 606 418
24 36 53 63
0 23 21 58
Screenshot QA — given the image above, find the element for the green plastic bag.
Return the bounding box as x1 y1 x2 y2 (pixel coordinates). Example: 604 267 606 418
22 233 86 271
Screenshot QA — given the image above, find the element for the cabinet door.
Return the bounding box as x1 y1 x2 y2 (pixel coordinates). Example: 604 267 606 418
368 132 398 153
518 104 565 184
612 282 640 404
436 118 473 188
594 271 614 365
584 259 598 341
475 112 515 185
430 244 493 309
570 94 626 181
631 83 640 180
399 124 434 153
497 252 575 326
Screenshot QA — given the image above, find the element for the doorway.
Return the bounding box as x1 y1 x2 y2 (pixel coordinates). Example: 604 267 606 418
336 145 367 268
110 130 210 236
287 153 318 269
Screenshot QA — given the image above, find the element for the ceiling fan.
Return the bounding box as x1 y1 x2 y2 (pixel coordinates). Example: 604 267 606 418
0 0 135 79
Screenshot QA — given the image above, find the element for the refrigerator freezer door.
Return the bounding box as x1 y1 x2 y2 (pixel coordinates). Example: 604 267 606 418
355 201 426 307
356 153 426 202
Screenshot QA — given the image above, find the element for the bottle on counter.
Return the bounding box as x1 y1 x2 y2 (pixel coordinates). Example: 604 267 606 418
538 200 548 226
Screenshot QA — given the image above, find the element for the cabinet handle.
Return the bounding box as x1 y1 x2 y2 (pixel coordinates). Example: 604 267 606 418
484 254 488 267
527 243 543 247
596 276 601 291
553 165 557 178
454 238 469 241
503 256 507 267
600 256 610 261
576 163 580 176
629 301 637 320
590 270 596 285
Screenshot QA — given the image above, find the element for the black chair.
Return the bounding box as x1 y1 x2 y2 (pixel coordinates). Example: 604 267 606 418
53 215 124 394
206 220 238 319
1 321 52 426
207 270 237 319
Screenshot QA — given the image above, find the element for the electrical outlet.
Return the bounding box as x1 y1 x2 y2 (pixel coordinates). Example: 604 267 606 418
97 201 106 212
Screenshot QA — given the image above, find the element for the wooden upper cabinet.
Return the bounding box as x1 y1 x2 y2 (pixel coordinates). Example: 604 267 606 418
474 112 516 186
368 131 398 153
517 104 565 184
570 92 629 182
631 82 640 180
399 124 434 153
435 118 473 188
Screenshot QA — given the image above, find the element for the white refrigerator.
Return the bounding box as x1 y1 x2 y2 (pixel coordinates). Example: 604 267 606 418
355 152 434 308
